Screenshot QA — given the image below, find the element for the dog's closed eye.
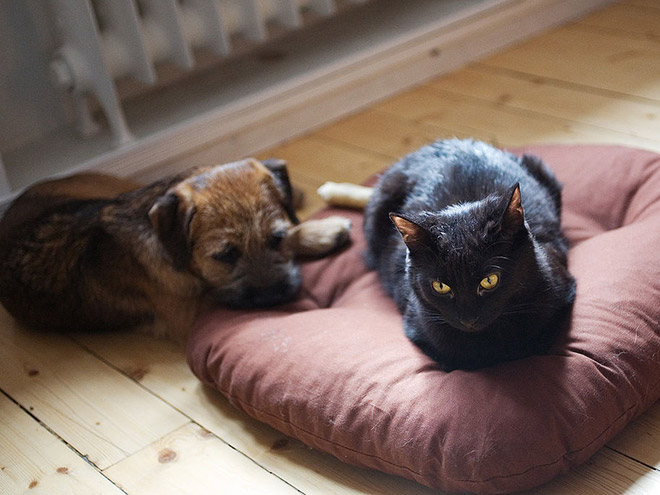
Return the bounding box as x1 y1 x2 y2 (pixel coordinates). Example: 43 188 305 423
268 230 287 250
212 245 240 264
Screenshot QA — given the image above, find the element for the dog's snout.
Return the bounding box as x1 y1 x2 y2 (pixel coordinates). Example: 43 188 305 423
215 261 301 309
242 278 300 307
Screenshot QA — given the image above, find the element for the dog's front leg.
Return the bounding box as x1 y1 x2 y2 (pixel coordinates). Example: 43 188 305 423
285 216 352 258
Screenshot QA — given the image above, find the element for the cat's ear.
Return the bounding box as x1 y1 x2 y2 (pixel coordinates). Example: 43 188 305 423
500 183 524 237
390 213 430 248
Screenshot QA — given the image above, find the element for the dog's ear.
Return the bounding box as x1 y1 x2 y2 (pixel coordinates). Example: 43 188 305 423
148 190 196 271
262 158 299 225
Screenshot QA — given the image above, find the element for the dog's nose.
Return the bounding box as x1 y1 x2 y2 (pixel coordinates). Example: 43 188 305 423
243 279 301 307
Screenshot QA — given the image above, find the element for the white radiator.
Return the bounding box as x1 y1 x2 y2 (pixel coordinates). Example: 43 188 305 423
48 0 368 146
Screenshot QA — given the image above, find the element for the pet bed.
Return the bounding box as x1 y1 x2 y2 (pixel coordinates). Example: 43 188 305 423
187 145 660 494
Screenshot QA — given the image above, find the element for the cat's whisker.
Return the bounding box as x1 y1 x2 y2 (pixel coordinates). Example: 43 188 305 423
417 306 449 325
502 308 538 316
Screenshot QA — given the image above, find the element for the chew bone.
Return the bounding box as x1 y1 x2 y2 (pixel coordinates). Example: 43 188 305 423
317 182 373 209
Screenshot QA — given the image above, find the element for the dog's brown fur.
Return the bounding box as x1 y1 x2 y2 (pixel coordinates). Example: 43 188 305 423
0 159 351 340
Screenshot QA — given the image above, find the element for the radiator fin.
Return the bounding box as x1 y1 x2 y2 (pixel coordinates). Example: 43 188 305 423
48 0 368 145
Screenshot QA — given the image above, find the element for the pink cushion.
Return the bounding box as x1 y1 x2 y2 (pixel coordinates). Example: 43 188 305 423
187 145 660 494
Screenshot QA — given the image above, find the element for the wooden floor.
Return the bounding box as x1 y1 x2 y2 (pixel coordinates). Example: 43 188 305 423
3 1 660 493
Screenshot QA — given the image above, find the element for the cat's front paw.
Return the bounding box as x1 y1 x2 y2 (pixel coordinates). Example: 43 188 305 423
286 216 352 257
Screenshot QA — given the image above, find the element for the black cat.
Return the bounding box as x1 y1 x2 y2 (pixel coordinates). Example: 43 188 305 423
364 139 576 371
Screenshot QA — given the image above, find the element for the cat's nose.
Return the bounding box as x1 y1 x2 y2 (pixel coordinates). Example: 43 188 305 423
459 316 480 330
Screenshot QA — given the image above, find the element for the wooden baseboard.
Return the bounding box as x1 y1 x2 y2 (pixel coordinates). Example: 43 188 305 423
132 0 617 182
1 0 614 202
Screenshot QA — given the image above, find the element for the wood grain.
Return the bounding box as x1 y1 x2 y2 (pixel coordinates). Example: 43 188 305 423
577 0 660 39
103 423 301 495
257 135 391 219
374 86 660 152
528 448 660 495
607 402 660 469
0 393 124 495
482 23 660 101
430 66 660 144
0 309 189 470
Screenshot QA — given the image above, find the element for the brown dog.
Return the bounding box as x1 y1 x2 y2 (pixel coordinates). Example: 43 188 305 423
0 158 351 340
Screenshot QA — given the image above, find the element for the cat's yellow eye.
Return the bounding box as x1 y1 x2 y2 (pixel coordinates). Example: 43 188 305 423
480 273 500 290
432 280 451 295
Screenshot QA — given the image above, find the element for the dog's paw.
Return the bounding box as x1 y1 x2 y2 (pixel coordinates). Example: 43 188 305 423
318 215 352 249
287 215 352 257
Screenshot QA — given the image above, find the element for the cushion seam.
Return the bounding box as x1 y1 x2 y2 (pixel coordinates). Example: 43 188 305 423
215 385 638 485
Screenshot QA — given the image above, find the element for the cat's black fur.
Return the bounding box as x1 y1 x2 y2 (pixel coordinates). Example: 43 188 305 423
364 139 576 371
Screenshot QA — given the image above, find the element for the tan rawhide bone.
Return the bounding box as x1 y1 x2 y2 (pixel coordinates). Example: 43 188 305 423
317 182 373 209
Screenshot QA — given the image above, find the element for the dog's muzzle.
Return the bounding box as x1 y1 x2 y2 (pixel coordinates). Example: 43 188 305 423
214 262 302 309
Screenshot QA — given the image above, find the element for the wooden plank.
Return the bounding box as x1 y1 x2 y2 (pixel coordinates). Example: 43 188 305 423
257 134 390 183
372 85 660 152
577 1 660 39
607 402 660 469
627 0 660 10
74 331 443 495
429 66 660 141
481 21 660 101
285 174 329 221
524 448 660 495
317 109 457 160
256 134 392 217
0 308 189 470
103 423 300 495
0 393 124 495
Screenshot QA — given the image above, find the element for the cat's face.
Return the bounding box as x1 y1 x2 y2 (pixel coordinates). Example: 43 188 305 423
392 185 538 333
